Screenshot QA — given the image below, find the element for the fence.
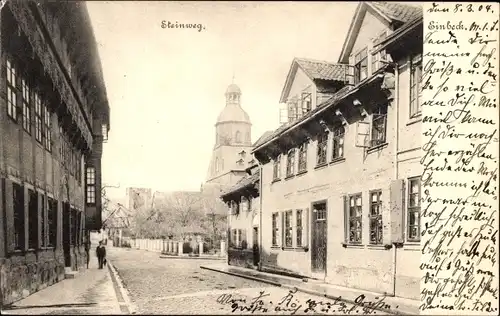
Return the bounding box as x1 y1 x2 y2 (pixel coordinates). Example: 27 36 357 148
112 238 227 257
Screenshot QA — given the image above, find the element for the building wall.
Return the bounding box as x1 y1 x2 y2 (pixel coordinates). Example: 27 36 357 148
350 9 390 60
259 47 421 300
287 67 317 110
0 4 100 305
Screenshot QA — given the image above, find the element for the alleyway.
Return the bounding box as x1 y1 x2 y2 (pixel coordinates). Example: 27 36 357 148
108 247 389 315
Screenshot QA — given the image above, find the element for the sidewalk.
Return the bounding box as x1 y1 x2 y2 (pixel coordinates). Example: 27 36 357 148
1 254 126 315
200 263 420 316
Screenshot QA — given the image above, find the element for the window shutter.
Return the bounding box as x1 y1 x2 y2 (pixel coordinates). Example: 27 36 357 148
355 121 371 147
343 195 349 243
345 64 355 86
281 212 285 248
389 179 405 243
303 208 309 248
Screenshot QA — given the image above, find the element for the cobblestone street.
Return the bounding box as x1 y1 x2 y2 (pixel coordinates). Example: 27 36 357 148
108 247 389 315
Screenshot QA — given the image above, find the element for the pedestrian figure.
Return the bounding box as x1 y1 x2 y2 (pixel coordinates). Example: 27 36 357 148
96 240 107 269
84 240 91 269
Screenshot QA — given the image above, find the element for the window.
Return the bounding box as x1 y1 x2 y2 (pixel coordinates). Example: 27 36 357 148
369 191 383 245
229 200 240 215
240 197 249 212
48 198 57 248
6 58 18 121
284 210 293 247
86 167 96 204
371 105 388 147
298 142 307 173
21 78 31 133
76 154 81 184
332 126 345 160
286 149 295 177
28 190 38 249
372 32 388 72
296 209 303 247
273 155 281 180
287 98 299 122
348 194 362 244
407 177 421 242
34 92 43 143
410 54 422 118
41 195 46 248
13 183 25 251
102 124 108 142
272 212 279 246
235 131 241 143
354 48 368 84
316 131 328 166
44 106 52 151
301 92 312 115
230 229 246 249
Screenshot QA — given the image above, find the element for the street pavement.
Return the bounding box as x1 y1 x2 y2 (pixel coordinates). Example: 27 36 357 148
108 247 390 315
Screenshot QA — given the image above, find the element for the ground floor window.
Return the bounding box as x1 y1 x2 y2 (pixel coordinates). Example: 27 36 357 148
48 198 57 247
13 183 25 250
28 190 38 249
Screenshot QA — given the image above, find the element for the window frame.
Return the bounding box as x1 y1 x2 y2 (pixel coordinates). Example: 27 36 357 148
6 57 19 122
409 54 423 119
286 148 296 177
332 125 345 160
316 130 328 166
21 77 31 133
298 142 308 173
272 154 281 180
48 197 57 248
354 48 368 84
86 166 96 205
13 182 25 251
44 104 52 152
296 209 303 247
34 92 43 144
370 104 388 147
348 193 363 244
284 210 293 248
407 177 421 242
28 189 38 250
369 190 383 245
271 212 279 247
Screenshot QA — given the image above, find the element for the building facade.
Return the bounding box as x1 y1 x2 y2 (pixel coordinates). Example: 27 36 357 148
252 2 422 300
220 164 260 268
0 1 110 305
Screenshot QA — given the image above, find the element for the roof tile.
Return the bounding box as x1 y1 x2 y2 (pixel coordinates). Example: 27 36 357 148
295 58 347 82
370 2 422 24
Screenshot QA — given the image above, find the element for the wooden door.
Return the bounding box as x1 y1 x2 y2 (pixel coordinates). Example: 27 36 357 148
311 202 327 273
63 202 71 267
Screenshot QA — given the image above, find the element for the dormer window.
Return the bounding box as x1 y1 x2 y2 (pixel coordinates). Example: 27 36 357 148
301 92 312 114
287 97 299 122
372 32 388 72
354 48 368 84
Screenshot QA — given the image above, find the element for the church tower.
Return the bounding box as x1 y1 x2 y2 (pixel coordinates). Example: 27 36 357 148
205 82 253 188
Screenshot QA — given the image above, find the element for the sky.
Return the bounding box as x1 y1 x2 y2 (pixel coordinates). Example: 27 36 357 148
86 1 357 199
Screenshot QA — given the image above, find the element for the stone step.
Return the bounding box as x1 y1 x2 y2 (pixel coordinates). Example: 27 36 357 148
64 267 79 279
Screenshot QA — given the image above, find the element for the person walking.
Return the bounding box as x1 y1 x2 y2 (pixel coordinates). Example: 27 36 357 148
96 240 107 269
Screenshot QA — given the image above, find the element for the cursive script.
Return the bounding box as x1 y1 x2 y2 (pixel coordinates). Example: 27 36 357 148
216 289 397 315
422 2 499 315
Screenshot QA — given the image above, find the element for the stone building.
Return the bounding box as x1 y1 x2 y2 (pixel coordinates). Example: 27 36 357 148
252 2 422 300
0 1 110 305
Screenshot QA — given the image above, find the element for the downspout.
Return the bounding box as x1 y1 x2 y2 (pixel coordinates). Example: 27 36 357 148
391 62 400 297
258 163 263 271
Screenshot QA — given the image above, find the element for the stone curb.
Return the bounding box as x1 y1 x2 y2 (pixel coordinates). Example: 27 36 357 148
159 255 226 260
107 261 138 314
200 265 410 316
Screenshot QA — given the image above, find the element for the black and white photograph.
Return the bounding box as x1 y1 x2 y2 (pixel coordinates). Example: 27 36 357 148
0 1 498 315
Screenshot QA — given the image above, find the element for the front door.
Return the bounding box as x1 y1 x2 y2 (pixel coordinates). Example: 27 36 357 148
252 227 259 266
311 201 327 274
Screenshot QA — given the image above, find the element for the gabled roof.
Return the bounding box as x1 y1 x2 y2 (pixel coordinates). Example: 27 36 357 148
338 2 422 63
279 58 347 103
253 130 275 148
220 170 260 199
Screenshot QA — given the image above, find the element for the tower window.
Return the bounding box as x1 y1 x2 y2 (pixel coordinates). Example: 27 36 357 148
235 131 241 143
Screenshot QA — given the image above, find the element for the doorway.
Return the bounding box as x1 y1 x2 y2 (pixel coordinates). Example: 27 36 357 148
311 201 327 275
252 226 259 266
